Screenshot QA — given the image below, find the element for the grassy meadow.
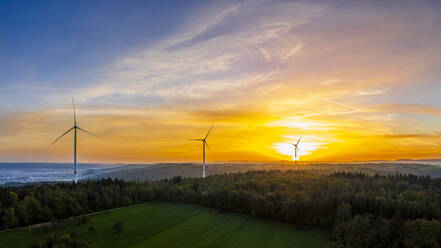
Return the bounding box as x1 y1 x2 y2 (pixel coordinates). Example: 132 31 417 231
0 202 327 248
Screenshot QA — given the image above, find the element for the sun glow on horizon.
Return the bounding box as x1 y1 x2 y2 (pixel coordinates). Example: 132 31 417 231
272 135 327 161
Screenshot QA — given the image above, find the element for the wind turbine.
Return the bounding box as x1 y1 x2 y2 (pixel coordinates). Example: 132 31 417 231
52 99 99 184
291 136 302 170
189 125 213 178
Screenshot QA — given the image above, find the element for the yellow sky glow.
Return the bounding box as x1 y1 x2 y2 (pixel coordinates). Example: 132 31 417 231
1 0 441 163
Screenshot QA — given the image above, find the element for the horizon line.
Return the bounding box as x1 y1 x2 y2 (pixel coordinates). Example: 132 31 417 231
1 158 441 165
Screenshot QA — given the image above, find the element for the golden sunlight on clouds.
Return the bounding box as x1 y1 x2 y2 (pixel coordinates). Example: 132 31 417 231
1 95 441 163
1 0 441 163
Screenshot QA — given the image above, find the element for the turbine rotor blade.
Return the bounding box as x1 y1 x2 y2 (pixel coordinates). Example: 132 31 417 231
188 139 204 141
78 127 100 138
52 127 74 144
72 98 77 126
204 125 214 140
204 141 212 152
296 136 302 146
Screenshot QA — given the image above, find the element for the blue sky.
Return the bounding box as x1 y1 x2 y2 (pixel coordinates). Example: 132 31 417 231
0 0 441 162
0 0 207 109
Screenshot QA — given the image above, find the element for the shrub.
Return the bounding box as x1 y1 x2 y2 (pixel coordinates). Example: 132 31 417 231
113 220 123 233
29 240 40 248
69 231 77 239
43 233 89 248
77 215 89 225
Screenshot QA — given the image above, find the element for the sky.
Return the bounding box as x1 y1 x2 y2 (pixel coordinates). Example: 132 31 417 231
1 0 441 163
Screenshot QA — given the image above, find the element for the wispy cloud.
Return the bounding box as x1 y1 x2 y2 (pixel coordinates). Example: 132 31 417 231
357 90 386 96
320 79 343 86
70 1 326 105
375 103 441 117
266 116 334 131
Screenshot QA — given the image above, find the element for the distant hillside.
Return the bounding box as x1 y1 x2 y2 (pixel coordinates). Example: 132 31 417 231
2 161 441 186
93 161 441 181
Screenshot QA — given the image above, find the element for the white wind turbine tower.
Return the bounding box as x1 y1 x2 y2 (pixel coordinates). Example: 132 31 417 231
52 99 99 184
291 136 302 170
189 125 213 178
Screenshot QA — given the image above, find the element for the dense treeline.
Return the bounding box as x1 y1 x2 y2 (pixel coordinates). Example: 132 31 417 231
1 171 441 247
154 171 441 248
0 178 154 229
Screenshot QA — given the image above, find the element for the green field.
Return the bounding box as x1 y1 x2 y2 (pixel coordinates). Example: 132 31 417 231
0 202 327 248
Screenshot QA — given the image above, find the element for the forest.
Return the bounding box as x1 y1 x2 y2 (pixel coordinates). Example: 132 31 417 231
1 171 440 248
